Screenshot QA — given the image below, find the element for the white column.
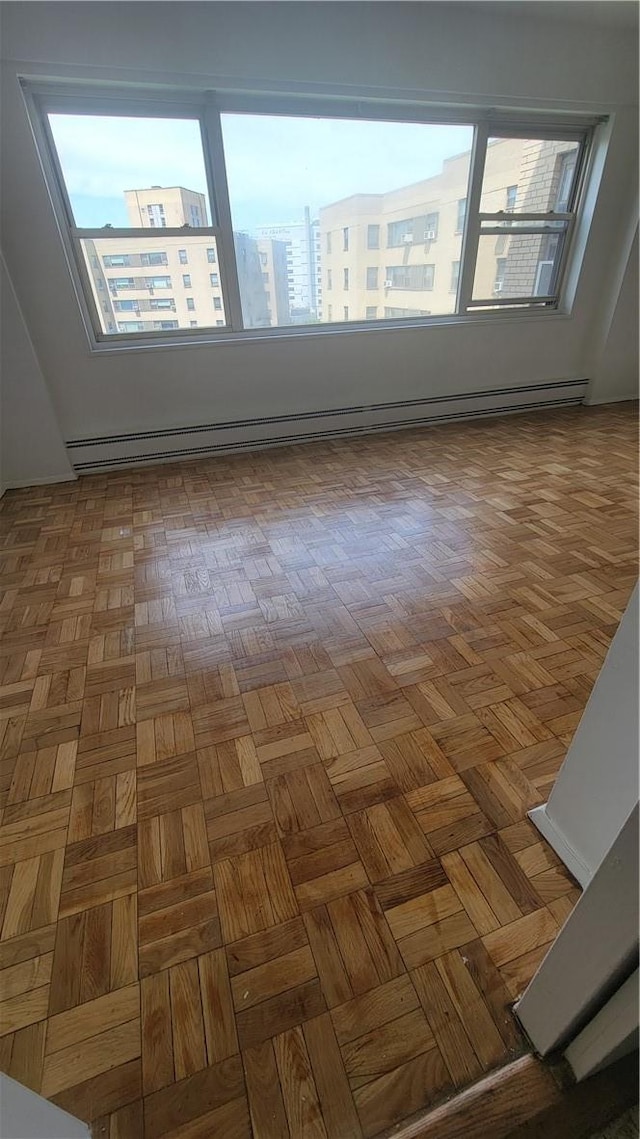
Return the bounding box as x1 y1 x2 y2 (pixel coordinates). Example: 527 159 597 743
516 803 638 1056
564 969 638 1081
0 1074 90 1138
529 584 639 885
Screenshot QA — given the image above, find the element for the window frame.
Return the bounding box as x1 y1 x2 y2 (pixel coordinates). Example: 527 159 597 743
457 124 590 312
23 80 597 351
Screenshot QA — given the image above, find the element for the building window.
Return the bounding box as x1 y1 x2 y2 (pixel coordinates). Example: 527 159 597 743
262 272 269 283
35 91 590 342
365 306 377 319
190 320 198 327
555 152 577 212
384 306 430 319
327 304 332 321
153 320 178 329
118 321 146 332
149 298 175 310
216 319 224 326
343 305 349 320
494 257 507 295
140 251 168 266
387 213 439 247
385 265 435 290
186 297 195 311
213 297 222 310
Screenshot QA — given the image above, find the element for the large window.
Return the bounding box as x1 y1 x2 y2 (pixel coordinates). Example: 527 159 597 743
28 86 592 344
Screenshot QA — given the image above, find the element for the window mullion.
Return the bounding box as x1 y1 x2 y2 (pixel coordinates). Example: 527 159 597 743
71 227 221 240
457 123 488 314
202 98 244 332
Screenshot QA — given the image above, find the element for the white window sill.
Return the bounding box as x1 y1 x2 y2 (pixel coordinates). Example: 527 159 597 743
86 305 571 355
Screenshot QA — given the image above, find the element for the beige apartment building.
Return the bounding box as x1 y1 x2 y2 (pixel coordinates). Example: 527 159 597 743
84 186 282 334
319 136 579 324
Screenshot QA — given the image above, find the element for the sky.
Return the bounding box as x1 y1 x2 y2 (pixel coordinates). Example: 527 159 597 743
49 112 473 232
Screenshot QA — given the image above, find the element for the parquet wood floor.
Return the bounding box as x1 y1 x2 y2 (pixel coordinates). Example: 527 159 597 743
0 404 637 1139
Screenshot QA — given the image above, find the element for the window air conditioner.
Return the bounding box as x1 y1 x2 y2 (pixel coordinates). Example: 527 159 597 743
494 281 504 293
402 234 413 243
384 280 393 288
424 230 436 241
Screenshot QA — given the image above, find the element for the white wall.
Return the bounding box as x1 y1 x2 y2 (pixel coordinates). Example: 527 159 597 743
0 252 74 491
586 217 639 405
0 2 637 478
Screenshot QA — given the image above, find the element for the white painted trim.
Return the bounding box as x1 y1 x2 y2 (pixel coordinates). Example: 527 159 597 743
527 804 590 887
0 1074 90 1138
526 586 639 883
515 804 639 1056
3 473 78 490
565 969 639 1081
65 382 587 473
582 392 639 405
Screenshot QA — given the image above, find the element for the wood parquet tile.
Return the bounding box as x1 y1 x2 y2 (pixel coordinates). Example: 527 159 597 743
0 404 637 1137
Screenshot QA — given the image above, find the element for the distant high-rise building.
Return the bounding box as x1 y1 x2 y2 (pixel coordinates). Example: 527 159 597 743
253 207 320 320
256 238 291 326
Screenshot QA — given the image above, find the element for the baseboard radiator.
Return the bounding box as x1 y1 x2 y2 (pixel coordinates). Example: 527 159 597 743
67 379 588 472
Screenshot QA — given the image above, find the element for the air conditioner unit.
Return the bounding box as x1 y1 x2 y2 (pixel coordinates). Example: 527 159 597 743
424 230 437 241
494 281 504 293
384 279 393 288
402 234 413 243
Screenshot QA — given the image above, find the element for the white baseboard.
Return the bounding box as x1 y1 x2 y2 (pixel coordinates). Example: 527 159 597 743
582 392 639 406
528 804 591 887
2 472 78 491
66 379 589 473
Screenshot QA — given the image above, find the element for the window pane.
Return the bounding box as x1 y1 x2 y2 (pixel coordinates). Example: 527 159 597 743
221 113 473 327
47 114 211 228
81 235 226 335
472 231 565 302
479 138 580 214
